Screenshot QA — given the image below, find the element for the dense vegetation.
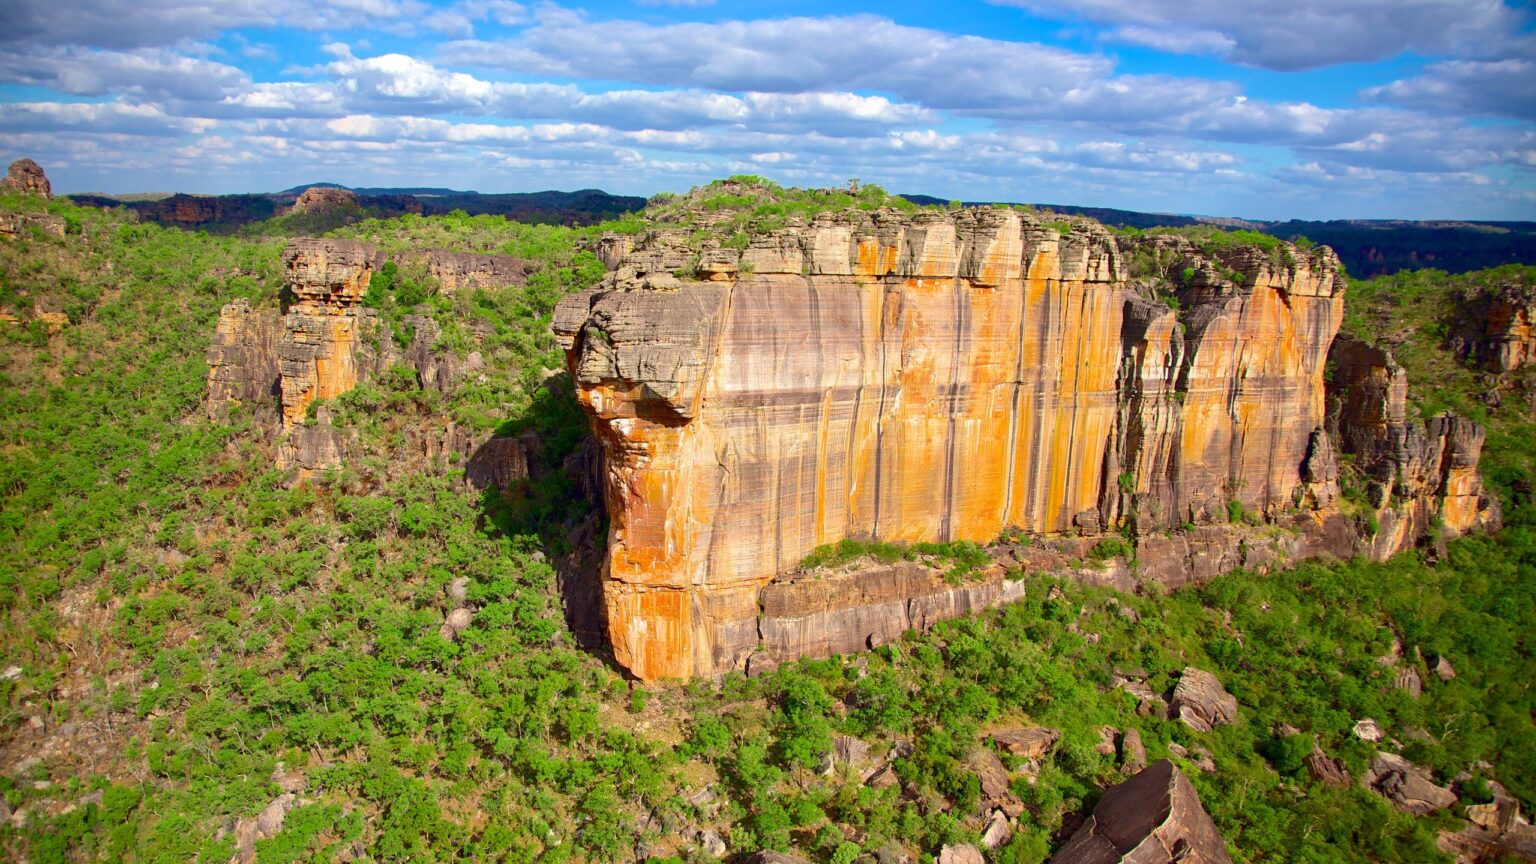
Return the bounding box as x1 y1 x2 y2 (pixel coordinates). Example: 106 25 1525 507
0 192 1532 864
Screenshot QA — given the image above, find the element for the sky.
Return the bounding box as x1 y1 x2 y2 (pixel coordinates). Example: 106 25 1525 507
0 0 1533 220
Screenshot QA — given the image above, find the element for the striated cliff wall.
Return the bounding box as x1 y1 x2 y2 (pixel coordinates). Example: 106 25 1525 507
555 207 1496 681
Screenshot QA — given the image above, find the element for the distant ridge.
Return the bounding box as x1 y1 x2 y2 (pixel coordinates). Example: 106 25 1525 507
897 193 1536 277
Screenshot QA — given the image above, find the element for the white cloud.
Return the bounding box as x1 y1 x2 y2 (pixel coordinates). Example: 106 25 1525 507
990 0 1531 70
1365 59 1536 120
440 12 1112 108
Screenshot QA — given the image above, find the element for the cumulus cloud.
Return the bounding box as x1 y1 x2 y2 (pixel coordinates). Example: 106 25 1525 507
440 11 1112 108
991 0 1531 70
1364 59 1536 120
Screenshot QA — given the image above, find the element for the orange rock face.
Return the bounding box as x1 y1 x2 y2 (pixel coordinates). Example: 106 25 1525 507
277 239 383 429
555 209 1489 681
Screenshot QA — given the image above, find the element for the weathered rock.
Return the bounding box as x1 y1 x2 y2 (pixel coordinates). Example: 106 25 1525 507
1170 668 1238 732
277 238 384 430
967 747 1014 807
229 793 298 864
991 727 1061 759
697 828 728 857
1049 760 1232 864
439 607 474 640
975 810 1011 850
1353 718 1384 742
464 435 532 491
555 206 1492 681
1439 783 1536 863
1096 725 1120 756
758 563 1026 666
1329 336 1500 549
938 844 985 864
412 249 526 295
1364 753 1457 816
206 299 282 423
0 211 66 239
288 186 359 215
448 577 471 606
1481 281 1536 373
2 158 51 198
1393 666 1425 698
1120 728 1147 775
1431 654 1457 681
1304 745 1351 787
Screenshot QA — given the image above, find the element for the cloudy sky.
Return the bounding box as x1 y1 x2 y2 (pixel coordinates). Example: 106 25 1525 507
0 0 1532 219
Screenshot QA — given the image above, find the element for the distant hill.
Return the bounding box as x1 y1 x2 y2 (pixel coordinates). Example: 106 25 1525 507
62 183 1534 278
65 184 649 233
898 194 1536 278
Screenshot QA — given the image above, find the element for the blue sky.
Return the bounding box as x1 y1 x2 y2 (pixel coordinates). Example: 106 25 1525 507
0 0 1532 219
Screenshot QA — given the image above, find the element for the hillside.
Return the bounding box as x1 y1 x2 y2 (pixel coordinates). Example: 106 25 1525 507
0 177 1533 864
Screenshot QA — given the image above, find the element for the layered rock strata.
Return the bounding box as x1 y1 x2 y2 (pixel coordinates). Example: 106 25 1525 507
559 210 1385 680
1049 760 1232 864
556 208 1502 681
277 238 385 428
410 249 527 296
1328 336 1500 550
287 186 359 215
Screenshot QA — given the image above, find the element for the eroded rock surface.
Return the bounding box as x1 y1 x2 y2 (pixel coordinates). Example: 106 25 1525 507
1170 668 1238 732
555 208 1494 680
413 249 527 295
1 158 50 198
288 186 359 215
1049 759 1232 864
1364 752 1457 816
206 299 282 423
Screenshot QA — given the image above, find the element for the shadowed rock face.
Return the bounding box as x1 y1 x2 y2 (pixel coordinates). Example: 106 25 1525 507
1049 760 1232 864
411 249 527 296
1328 336 1500 548
206 299 282 424
554 208 1493 681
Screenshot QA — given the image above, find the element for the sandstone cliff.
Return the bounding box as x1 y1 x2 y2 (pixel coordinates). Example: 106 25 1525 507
555 205 1495 681
2 159 51 198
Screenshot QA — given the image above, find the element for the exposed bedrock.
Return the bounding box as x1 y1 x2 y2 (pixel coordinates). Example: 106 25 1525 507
1049 760 1232 864
555 209 1492 681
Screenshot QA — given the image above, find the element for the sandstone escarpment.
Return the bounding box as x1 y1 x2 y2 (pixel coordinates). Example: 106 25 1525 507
206 299 282 423
556 205 1495 681
1482 283 1536 373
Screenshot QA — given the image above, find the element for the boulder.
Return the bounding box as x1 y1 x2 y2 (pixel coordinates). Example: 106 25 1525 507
1170 668 1238 732
1049 760 1232 863
966 747 1014 808
1119 729 1147 775
746 853 812 864
1304 745 1351 788
1352 718 1384 741
1364 753 1457 816
938 844 984 864
991 727 1061 759
981 810 1013 850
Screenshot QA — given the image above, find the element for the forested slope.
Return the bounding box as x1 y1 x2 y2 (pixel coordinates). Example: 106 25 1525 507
0 192 1532 864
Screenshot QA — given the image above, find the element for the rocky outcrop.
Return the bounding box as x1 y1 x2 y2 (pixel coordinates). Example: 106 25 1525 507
1439 783 1536 863
754 563 1026 668
206 299 283 423
1482 283 1536 373
0 211 66 240
288 186 359 215
412 250 527 296
1 159 50 198
278 238 384 429
1170 668 1238 732
1364 753 1457 816
1328 336 1500 549
1049 760 1232 864
554 208 1409 680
